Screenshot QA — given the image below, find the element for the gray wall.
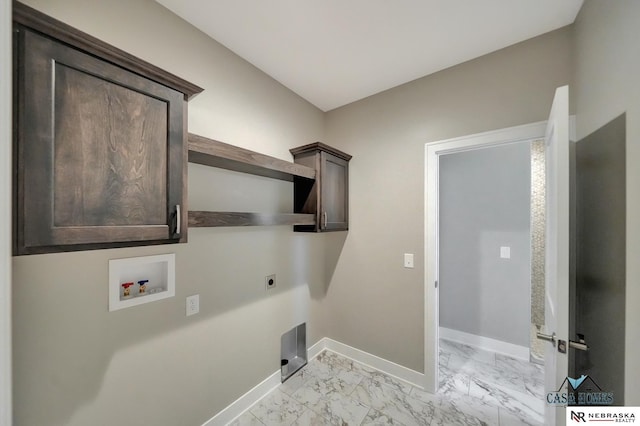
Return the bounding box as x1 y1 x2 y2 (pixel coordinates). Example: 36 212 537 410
12 1 327 425
325 27 572 371
574 0 640 403
439 143 531 347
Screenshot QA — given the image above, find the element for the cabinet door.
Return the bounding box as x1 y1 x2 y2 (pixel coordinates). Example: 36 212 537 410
320 152 349 231
15 29 184 254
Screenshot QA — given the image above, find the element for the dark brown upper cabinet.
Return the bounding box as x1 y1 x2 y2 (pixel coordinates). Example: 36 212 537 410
13 2 203 255
290 143 352 232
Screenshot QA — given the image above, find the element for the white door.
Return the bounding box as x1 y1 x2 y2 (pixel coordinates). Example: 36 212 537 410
1 0 12 425
541 85 570 426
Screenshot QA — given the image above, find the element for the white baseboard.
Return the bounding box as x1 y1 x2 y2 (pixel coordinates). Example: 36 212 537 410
307 338 326 360
201 369 281 426
323 338 425 390
203 337 425 425
439 327 530 361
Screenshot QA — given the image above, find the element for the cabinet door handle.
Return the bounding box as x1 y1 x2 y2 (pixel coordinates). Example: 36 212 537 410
323 211 327 229
175 204 181 236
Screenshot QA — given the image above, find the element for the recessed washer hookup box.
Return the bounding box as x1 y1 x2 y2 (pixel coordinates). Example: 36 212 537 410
281 323 307 382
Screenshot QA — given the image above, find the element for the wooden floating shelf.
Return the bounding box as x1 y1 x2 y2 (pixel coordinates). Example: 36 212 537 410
187 133 320 229
188 133 316 182
188 211 316 227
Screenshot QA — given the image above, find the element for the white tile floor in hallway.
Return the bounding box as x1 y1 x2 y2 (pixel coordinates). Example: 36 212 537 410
229 339 545 425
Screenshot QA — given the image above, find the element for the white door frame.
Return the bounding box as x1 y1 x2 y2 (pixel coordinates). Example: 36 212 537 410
1 0 12 424
423 121 548 392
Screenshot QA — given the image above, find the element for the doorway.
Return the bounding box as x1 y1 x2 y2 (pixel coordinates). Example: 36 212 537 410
425 123 548 424
425 111 627 424
424 121 548 395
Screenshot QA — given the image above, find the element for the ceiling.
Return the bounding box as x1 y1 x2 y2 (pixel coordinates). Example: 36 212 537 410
155 0 584 112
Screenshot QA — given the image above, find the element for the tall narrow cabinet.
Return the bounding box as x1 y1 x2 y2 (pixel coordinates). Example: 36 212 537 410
290 143 352 232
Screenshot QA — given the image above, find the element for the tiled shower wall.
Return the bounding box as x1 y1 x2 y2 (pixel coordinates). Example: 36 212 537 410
530 139 545 361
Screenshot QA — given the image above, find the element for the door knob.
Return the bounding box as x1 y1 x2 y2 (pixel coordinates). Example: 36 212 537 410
569 333 589 351
536 331 557 346
568 341 589 351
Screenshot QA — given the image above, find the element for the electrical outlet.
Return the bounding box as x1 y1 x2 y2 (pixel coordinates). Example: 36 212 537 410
265 274 276 290
186 294 199 316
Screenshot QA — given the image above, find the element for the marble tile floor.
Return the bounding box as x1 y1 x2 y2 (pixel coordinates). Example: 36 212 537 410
230 340 545 425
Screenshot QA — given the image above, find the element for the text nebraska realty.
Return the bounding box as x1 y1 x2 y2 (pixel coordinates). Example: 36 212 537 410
576 411 636 422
